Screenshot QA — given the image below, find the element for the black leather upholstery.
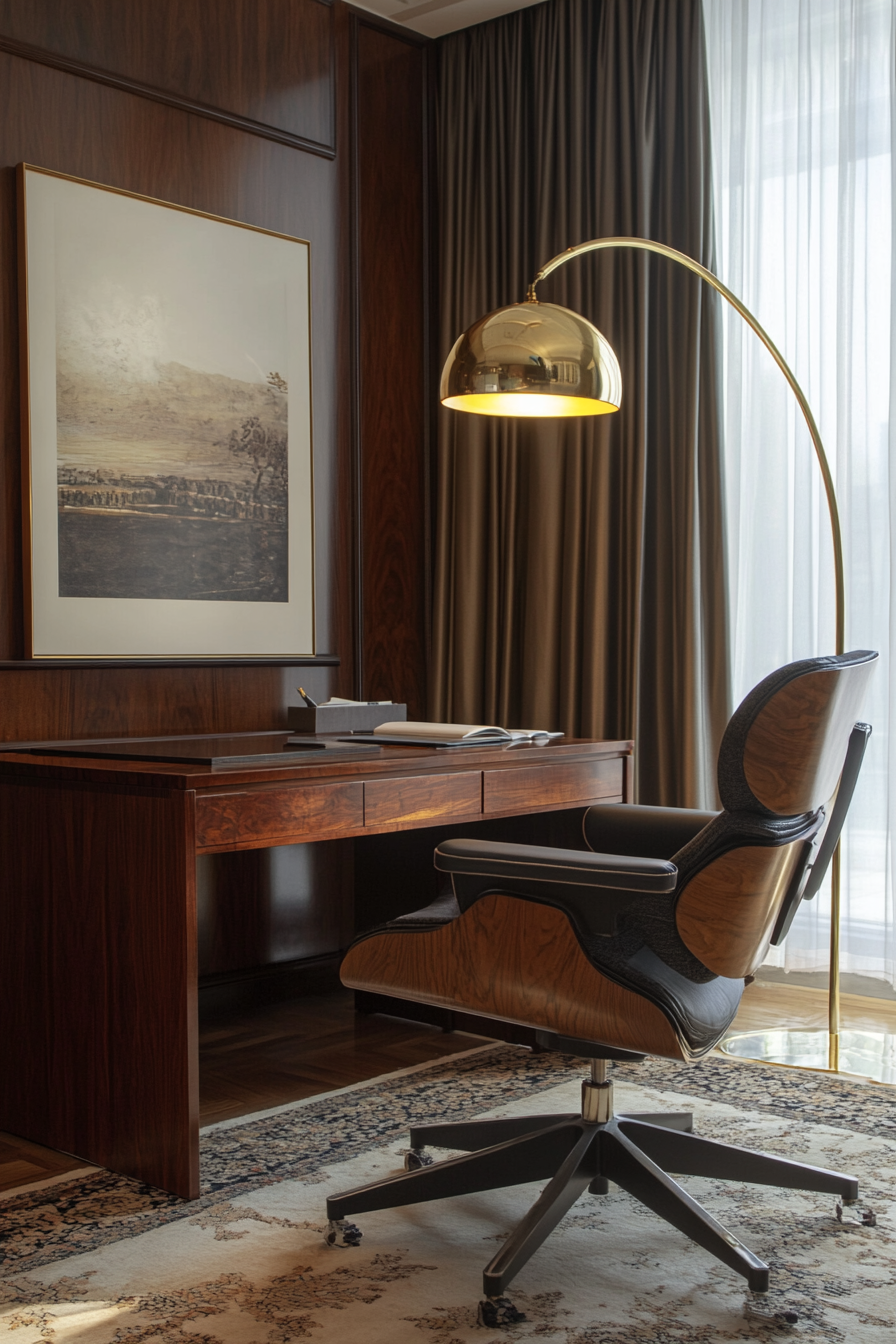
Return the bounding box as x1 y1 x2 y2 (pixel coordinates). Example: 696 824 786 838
435 837 678 895
583 803 718 859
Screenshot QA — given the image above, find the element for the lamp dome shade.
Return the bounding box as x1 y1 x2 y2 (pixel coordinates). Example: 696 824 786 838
439 301 622 417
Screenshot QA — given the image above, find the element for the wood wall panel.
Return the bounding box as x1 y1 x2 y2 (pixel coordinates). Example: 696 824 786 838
197 838 354 973
0 3 433 992
0 5 354 742
354 15 429 716
0 2 432 747
0 664 337 742
0 0 335 152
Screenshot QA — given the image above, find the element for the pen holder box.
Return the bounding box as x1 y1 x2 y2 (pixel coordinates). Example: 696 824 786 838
287 703 408 734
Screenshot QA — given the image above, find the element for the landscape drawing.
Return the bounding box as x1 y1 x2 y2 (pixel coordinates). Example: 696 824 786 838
21 166 314 658
53 198 294 603
56 362 289 602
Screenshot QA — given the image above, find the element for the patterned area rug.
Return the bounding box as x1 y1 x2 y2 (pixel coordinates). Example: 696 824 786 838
1 1044 894 1343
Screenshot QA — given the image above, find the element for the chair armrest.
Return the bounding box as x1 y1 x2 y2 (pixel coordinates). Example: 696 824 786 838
582 804 718 859
801 722 871 902
434 837 677 894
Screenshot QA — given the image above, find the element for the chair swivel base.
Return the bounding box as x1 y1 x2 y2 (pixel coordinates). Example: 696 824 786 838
326 1094 859 1299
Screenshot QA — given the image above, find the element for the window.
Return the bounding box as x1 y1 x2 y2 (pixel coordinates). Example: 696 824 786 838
704 0 895 988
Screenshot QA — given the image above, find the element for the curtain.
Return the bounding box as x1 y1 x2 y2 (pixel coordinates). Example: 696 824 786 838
431 0 731 807
703 0 896 986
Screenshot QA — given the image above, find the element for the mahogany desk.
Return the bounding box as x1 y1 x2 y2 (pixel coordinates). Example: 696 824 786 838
0 735 632 1198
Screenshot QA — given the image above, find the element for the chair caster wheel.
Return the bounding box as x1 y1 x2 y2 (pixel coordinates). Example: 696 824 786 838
589 1176 610 1195
837 1198 876 1226
743 1293 798 1326
324 1219 362 1247
403 1147 433 1171
477 1296 527 1328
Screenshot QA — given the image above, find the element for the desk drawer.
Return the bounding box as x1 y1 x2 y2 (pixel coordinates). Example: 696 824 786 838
483 758 624 813
364 771 481 827
196 781 364 848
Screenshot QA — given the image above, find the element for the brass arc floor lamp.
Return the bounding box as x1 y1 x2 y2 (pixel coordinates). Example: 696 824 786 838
440 235 891 1081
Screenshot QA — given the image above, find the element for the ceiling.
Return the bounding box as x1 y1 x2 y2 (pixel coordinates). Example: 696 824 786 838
350 0 545 40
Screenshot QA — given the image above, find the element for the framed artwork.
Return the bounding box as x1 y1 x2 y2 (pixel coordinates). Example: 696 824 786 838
17 164 315 658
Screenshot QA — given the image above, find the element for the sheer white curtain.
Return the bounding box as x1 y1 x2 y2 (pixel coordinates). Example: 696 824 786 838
702 0 896 988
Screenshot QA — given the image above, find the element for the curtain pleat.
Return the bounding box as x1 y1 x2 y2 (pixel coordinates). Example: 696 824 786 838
704 0 896 988
431 0 730 806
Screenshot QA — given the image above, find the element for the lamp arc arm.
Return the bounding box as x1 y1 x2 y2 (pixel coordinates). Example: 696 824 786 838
529 236 844 654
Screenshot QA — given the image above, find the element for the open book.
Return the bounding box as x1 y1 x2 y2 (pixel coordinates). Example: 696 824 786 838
372 721 563 742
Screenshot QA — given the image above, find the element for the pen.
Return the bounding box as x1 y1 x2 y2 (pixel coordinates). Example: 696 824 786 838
298 687 318 708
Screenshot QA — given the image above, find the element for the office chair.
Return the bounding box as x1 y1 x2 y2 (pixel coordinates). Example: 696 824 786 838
326 651 877 1322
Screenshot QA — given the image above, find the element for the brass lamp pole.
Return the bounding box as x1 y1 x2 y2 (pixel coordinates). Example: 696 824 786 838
440 235 856 1075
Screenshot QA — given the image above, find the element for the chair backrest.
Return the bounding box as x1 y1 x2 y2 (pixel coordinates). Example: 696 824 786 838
715 651 878 817
671 651 877 980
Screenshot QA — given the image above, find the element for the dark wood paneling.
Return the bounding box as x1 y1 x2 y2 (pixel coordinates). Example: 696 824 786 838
197 839 354 974
0 6 435 1134
354 17 429 715
0 3 432 747
0 0 335 153
0 777 199 1196
0 665 335 742
0 29 355 734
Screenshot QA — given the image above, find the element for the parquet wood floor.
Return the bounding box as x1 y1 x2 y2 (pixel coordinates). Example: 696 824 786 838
733 980 896 1035
198 992 488 1127
0 1130 95 1195
2 983 894 1197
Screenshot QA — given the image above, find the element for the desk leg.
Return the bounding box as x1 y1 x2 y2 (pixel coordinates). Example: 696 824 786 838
0 781 199 1199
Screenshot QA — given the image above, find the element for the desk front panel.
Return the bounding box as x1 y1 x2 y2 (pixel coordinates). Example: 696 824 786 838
363 770 482 827
195 780 364 849
483 758 626 813
193 752 627 853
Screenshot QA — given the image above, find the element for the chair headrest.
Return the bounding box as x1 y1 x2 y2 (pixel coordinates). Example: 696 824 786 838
717 651 878 816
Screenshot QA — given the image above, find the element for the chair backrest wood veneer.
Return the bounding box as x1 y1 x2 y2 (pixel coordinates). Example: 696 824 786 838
675 651 877 979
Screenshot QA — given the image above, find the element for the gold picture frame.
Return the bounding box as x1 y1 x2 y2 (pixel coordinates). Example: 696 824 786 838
18 164 315 658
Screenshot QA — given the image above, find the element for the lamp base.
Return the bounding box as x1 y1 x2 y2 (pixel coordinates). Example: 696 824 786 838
719 1029 896 1084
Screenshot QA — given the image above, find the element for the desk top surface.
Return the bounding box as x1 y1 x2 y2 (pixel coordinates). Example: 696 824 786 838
0 731 633 791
